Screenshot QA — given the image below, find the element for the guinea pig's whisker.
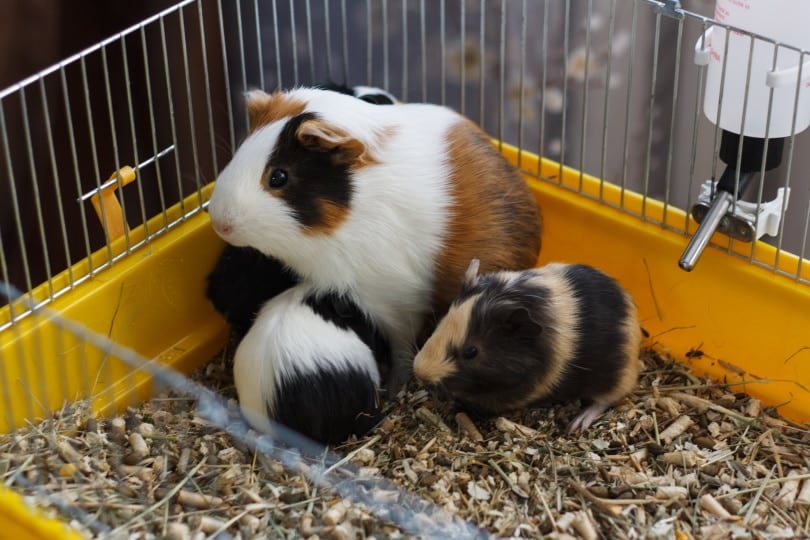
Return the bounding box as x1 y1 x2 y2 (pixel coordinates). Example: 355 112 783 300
403 338 420 358
567 361 592 372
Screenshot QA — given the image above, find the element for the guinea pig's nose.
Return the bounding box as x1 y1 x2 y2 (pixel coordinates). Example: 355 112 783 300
210 218 234 238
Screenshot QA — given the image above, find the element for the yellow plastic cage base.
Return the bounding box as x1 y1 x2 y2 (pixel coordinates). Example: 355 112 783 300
0 182 229 434
1 146 809 538
0 487 84 540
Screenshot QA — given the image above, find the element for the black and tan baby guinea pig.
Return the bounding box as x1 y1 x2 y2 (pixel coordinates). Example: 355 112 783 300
412 259 642 432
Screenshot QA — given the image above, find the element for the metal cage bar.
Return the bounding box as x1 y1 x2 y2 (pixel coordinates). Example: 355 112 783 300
0 0 228 329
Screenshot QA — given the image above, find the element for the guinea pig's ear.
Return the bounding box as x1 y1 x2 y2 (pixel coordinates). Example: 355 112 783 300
245 90 273 132
244 90 307 133
498 302 542 334
296 118 366 165
463 258 481 288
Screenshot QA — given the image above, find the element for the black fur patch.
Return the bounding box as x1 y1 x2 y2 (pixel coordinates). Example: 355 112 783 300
453 273 501 306
356 93 395 105
267 112 354 229
312 81 355 95
549 264 629 401
303 292 392 375
272 365 382 445
206 245 299 341
313 81 395 105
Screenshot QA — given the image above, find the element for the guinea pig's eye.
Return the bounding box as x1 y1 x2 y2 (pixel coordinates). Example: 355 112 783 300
461 345 478 360
267 168 288 189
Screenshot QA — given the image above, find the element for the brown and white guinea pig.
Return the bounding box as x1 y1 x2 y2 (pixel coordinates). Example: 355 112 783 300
207 87 542 390
234 283 390 445
205 84 395 342
412 259 642 432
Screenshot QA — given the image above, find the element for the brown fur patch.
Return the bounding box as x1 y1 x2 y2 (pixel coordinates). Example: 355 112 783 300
430 118 542 321
246 90 307 133
594 292 642 405
413 296 476 385
303 200 352 236
379 125 399 145
519 267 579 407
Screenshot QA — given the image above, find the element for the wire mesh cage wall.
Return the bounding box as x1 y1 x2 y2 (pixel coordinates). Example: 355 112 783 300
2 0 808 320
219 0 810 278
0 1 230 323
1 0 810 537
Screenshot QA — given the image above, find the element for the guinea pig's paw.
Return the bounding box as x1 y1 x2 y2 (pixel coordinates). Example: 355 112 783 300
452 400 496 421
567 402 610 434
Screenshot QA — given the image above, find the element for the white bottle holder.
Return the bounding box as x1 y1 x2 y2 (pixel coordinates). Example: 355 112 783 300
694 180 791 242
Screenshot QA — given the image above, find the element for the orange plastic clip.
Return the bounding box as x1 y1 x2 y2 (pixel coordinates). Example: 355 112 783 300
90 166 136 242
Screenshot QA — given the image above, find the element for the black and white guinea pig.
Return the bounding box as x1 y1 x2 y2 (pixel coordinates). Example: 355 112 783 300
234 284 390 445
206 244 299 342
313 81 398 105
412 259 641 432
207 87 542 391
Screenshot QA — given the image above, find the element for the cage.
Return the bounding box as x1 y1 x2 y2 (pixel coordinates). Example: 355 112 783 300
1 0 809 538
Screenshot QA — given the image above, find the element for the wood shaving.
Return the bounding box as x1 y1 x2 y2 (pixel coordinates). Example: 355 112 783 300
1 348 809 538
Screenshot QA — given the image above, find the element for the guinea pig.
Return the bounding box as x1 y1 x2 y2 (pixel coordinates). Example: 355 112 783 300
206 85 396 342
207 87 542 391
412 259 641 432
206 244 299 342
233 284 390 445
313 81 398 104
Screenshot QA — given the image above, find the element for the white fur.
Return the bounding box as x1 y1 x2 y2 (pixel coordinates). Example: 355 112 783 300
233 284 381 431
209 88 461 385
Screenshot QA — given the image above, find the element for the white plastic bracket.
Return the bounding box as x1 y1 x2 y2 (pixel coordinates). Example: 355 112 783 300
694 26 713 67
697 179 791 240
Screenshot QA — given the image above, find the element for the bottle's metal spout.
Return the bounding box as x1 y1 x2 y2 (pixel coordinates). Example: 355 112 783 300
678 130 786 272
679 190 734 271
679 165 757 271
